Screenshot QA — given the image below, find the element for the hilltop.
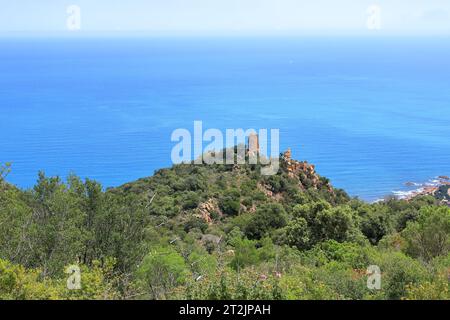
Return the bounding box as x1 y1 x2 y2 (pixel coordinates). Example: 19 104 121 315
112 147 350 222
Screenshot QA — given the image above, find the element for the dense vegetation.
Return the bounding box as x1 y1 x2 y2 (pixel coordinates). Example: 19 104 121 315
0 150 449 300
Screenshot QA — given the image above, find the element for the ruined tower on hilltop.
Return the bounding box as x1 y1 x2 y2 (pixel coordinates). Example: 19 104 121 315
247 133 260 156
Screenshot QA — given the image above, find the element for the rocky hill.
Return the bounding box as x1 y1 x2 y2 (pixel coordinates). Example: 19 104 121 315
112 147 350 225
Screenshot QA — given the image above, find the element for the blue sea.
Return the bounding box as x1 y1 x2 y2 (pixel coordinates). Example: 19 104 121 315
1 36 450 201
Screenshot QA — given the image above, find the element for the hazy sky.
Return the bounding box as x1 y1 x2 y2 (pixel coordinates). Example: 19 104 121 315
1 0 449 35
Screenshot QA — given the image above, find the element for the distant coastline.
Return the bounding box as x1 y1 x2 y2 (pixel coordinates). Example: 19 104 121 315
392 176 450 204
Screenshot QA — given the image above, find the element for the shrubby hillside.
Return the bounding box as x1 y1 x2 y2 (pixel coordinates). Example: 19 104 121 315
0 149 449 300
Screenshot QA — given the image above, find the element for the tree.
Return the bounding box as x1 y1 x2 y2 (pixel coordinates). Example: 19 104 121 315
374 251 428 299
245 203 287 240
219 189 241 216
360 207 394 244
292 200 331 223
312 205 358 244
187 250 217 277
0 187 32 266
284 217 311 250
229 237 259 271
290 202 359 247
181 191 200 210
137 246 188 299
27 172 86 277
402 206 450 262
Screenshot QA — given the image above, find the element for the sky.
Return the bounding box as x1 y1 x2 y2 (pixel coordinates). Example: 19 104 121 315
0 0 449 36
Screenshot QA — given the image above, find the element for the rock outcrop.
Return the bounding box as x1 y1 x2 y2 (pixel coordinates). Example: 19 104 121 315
196 198 221 223
282 148 326 190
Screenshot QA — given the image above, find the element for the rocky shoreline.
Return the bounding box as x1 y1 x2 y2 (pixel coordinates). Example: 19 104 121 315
401 176 450 205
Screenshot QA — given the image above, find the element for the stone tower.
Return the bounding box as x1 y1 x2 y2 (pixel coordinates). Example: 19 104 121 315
248 133 259 156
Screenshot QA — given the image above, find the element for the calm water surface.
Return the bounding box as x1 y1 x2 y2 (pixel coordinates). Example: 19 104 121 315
1 37 449 201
